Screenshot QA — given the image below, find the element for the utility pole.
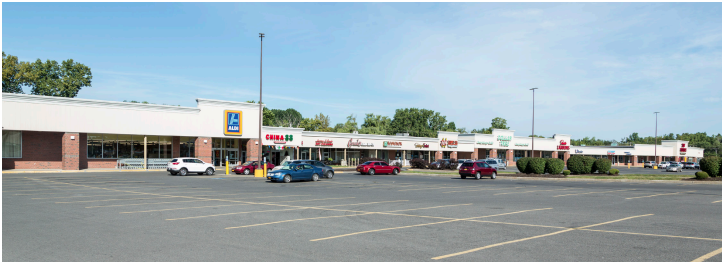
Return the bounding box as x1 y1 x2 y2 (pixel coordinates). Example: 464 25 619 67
654 111 659 163
259 33 265 165
530 88 538 157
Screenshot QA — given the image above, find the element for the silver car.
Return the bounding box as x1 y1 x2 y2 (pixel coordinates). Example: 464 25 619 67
666 164 682 172
482 159 502 170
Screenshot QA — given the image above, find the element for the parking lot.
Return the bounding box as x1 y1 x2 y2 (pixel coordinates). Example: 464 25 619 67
3 171 722 262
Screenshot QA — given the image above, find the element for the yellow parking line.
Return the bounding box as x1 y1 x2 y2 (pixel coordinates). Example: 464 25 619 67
56 196 180 203
3 188 117 192
268 197 355 203
123 199 408 214
553 189 636 197
310 208 551 242
712 200 721 203
581 229 721 241
494 188 581 195
32 190 224 199
226 204 472 229
398 185 476 192
468 220 568 229
85 194 311 208
692 248 722 262
625 191 696 200
167 208 307 220
443 186 529 194
431 214 652 260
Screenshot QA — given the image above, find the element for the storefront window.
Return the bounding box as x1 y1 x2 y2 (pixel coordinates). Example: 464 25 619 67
514 150 528 161
103 134 118 158
132 135 145 158
212 138 221 148
180 137 195 157
2 131 22 158
118 135 133 158
87 134 103 158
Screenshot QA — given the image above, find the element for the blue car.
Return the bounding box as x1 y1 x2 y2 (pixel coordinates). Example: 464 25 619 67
267 163 322 183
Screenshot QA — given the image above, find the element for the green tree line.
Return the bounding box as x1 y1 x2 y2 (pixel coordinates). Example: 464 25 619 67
3 52 92 97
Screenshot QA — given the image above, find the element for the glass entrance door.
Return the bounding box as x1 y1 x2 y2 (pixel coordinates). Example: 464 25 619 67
228 150 239 166
213 149 222 166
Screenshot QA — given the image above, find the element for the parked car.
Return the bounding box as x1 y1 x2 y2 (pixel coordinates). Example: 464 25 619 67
167 158 215 176
496 159 508 170
670 162 683 169
643 161 657 168
683 162 697 169
430 159 451 169
456 159 472 169
291 160 335 179
267 163 321 183
459 161 497 180
479 159 504 170
657 161 670 168
357 161 400 175
665 164 682 172
232 161 275 175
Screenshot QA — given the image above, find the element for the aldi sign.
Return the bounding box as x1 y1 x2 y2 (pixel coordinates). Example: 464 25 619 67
224 110 242 135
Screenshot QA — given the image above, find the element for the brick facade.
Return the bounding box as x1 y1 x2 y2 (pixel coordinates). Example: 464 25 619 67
2 131 63 170
506 150 514 166
450 151 458 160
62 132 80 170
172 136 181 158
246 139 260 162
195 137 212 163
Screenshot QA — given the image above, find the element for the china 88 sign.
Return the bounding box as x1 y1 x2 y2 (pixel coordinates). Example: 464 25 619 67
224 110 242 135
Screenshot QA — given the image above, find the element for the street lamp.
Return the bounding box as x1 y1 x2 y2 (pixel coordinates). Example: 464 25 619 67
654 111 659 164
258 33 265 166
530 87 538 157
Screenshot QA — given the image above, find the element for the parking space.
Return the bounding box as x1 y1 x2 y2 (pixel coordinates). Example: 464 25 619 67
3 172 722 261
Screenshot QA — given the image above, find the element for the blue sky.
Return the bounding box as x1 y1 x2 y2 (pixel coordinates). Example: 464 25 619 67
3 2 722 140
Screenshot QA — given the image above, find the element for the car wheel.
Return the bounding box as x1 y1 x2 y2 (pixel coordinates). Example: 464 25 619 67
206 168 214 175
243 168 250 175
179 168 188 176
460 175 466 179
325 171 333 179
283 175 291 183
312 173 319 182
170 172 178 175
475 172 481 180
368 169 375 175
393 169 399 175
491 172 497 179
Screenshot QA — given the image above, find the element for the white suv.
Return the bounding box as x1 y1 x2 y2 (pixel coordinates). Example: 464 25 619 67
167 158 215 176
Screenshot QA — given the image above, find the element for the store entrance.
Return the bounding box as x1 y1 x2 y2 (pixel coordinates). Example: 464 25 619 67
212 149 239 167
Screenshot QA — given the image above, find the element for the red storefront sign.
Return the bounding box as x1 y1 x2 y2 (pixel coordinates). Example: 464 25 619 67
315 140 333 146
557 140 570 150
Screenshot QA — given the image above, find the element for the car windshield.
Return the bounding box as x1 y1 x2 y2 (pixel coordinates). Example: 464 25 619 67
461 163 473 167
242 161 255 166
276 165 294 170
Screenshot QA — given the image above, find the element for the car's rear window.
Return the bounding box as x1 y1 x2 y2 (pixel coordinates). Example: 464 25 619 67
362 161 374 165
461 163 473 167
486 160 496 164
171 159 178 162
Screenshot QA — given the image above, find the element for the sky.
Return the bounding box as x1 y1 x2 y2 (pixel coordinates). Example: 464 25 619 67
2 2 722 141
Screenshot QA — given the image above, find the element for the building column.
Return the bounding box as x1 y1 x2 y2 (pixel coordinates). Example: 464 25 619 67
196 137 212 163
506 150 514 166
450 151 457 160
489 149 497 160
552 151 558 160
144 136 148 169
435 151 442 160
62 132 80 170
563 151 571 164
656 156 662 163
632 155 639 166
172 136 181 158
471 149 479 160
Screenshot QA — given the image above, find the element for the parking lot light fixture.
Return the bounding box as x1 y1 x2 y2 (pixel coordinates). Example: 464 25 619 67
654 111 659 164
259 33 265 166
530 88 538 156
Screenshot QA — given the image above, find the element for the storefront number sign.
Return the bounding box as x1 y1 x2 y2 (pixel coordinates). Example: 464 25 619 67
383 141 402 148
557 140 570 150
266 134 293 144
315 140 333 146
440 138 458 148
348 139 374 148
497 135 511 147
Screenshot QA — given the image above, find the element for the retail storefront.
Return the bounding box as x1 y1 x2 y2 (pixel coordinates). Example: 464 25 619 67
1 93 705 170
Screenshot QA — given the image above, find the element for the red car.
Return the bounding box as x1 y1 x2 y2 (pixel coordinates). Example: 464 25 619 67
233 161 275 175
357 161 400 175
459 161 497 179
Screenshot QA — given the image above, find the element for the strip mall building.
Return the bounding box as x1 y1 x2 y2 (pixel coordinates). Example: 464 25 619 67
2 93 704 170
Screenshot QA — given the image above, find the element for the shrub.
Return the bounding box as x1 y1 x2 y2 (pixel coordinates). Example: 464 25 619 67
582 156 596 174
608 169 619 175
516 157 531 173
566 156 586 175
545 158 566 174
410 158 429 169
562 170 571 176
525 158 546 174
593 158 612 174
699 156 721 178
695 171 709 179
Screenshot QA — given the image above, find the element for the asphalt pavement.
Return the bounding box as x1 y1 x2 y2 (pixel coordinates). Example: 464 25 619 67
2 171 721 262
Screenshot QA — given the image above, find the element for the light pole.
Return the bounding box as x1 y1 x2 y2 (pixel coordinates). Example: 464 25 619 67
530 88 538 157
654 111 659 165
258 33 265 165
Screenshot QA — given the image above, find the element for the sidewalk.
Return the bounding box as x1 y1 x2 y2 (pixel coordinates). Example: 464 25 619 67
2 168 166 174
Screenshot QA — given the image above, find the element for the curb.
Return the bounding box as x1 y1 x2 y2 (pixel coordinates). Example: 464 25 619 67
398 172 721 184
2 169 167 174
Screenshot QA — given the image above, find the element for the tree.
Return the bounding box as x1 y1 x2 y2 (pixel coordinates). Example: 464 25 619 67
388 108 450 137
3 53 93 98
359 113 391 135
456 127 467 134
246 100 276 126
271 108 302 128
2 52 27 94
335 114 359 133
299 113 333 132
444 122 457 132
490 117 510 130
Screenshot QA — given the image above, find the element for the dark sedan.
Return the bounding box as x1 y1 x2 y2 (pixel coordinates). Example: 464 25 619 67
430 159 451 169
